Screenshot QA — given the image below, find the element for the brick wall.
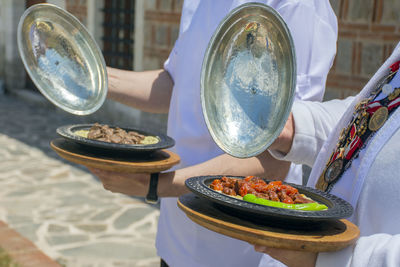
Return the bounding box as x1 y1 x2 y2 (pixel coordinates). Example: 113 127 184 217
65 0 88 26
2 0 26 91
141 0 400 100
142 0 183 70
61 0 400 99
0 1 5 81
62 0 184 70
326 0 400 100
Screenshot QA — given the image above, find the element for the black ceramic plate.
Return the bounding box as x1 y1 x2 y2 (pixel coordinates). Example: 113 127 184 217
185 175 353 226
57 124 175 153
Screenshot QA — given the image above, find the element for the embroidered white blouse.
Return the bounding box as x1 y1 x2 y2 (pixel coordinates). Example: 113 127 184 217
270 43 400 267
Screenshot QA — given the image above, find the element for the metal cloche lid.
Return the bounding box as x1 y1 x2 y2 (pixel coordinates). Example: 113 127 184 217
201 2 296 158
17 4 107 115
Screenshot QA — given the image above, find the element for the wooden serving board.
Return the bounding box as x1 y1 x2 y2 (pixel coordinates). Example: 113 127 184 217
51 138 180 173
178 193 360 252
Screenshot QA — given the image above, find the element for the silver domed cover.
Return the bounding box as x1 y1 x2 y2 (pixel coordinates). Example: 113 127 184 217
201 3 296 158
18 4 107 115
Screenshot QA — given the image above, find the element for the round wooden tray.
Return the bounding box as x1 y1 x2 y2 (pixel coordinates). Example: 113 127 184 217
178 193 360 252
51 138 180 173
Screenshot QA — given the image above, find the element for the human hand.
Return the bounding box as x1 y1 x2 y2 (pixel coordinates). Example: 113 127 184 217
88 167 150 197
254 245 317 267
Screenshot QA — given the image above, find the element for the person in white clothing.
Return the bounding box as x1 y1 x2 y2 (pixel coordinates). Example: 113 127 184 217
254 42 400 267
89 1 338 266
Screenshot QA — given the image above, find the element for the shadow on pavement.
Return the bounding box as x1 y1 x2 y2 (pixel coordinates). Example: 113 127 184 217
0 93 156 206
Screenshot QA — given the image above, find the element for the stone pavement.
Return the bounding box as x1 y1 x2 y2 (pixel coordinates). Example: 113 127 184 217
0 93 161 267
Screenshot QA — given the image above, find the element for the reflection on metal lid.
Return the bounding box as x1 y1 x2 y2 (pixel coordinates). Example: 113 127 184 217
201 3 296 158
18 4 107 115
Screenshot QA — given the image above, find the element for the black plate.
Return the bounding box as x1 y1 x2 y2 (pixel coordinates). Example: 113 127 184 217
185 175 353 227
57 124 175 154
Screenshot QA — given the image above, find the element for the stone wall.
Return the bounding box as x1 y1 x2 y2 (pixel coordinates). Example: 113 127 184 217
0 2 5 86
65 0 88 26
141 0 400 101
326 0 400 100
142 0 183 70
1 0 26 92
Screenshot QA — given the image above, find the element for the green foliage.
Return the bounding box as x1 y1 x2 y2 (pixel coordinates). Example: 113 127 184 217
0 248 18 267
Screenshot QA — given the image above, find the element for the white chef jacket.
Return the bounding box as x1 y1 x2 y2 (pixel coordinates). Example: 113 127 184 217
270 42 400 267
159 1 338 266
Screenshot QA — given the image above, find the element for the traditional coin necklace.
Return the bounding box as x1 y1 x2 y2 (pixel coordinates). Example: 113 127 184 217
316 61 400 192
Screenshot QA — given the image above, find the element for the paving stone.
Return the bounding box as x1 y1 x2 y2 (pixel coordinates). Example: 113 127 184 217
59 194 111 208
6 188 35 197
118 197 148 205
135 222 152 232
48 224 70 233
59 242 156 259
90 208 120 222
97 234 136 240
0 162 23 172
63 210 98 223
69 164 91 174
0 151 9 158
6 215 33 225
51 181 90 191
113 208 156 230
49 169 72 180
46 234 90 246
142 233 157 240
12 223 42 242
75 224 108 233
113 260 159 267
1 199 44 213
0 94 161 266
20 168 52 180
88 188 117 200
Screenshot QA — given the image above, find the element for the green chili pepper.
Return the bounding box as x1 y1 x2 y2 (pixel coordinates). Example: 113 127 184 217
243 194 328 211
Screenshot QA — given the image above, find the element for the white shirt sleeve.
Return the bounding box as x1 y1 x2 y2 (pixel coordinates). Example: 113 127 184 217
269 97 354 166
163 39 180 81
317 234 400 267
